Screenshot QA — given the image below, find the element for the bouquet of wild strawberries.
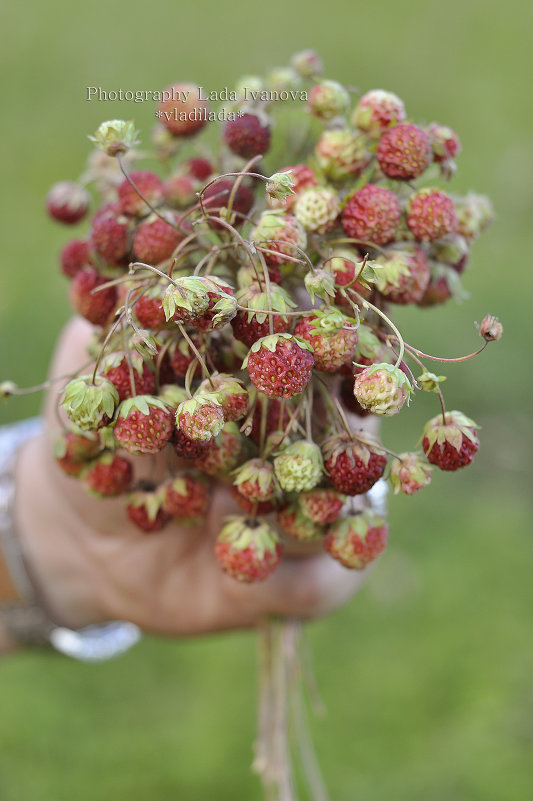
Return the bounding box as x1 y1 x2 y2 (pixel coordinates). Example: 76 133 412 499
4 49 502 798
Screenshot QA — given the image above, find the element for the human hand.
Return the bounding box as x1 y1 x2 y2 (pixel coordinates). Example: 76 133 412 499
13 316 381 639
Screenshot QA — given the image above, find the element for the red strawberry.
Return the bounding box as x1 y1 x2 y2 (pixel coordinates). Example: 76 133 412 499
422 411 479 471
417 271 453 307
198 373 249 422
114 396 173 454
54 430 101 476
203 178 254 228
162 474 210 520
173 428 213 459
162 174 196 209
232 281 294 348
135 285 168 329
90 209 131 265
376 248 430 305
323 434 387 495
98 351 155 402
69 267 117 326
158 83 209 137
186 157 213 181
176 396 225 442
117 170 164 216
215 517 282 583
83 452 133 497
278 504 325 541
244 334 314 399
299 489 345 525
46 181 90 224
377 123 432 180
427 123 462 162
325 511 388 569
230 487 278 515
127 488 170 532
342 184 401 246
233 458 275 502
294 312 358 373
133 213 182 264
352 89 406 136
193 422 242 475
407 189 457 242
224 113 271 159
60 239 91 278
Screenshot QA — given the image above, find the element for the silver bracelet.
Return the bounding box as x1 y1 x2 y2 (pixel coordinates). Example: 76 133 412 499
0 418 141 661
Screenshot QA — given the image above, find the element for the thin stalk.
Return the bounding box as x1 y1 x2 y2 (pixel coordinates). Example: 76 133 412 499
129 261 179 287
346 288 405 367
176 323 213 386
117 153 181 231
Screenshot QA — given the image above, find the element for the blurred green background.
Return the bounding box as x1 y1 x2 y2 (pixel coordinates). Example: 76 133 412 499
1 0 532 798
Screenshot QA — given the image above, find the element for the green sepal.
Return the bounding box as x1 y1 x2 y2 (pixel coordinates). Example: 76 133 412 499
417 371 447 393
218 516 280 560
242 334 314 370
116 394 170 420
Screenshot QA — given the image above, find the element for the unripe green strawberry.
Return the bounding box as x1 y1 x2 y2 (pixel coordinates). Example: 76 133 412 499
325 511 388 569
307 80 350 120
175 395 225 441
62 375 119 431
315 129 369 181
353 363 412 416
274 440 323 492
389 452 432 495
294 187 340 234
89 119 140 156
215 517 282 583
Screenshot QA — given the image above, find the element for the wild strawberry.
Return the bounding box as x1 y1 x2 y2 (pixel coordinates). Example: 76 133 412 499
417 267 454 307
251 211 307 266
47 181 90 224
290 49 323 78
176 395 225 442
168 335 203 379
54 430 101 476
232 281 295 348
173 428 213 459
203 178 254 227
407 189 457 241
89 119 140 156
267 164 317 211
90 208 131 265
114 395 173 454
352 89 407 136
133 212 182 263
233 458 276 502
191 276 237 332
83 452 133 497
230 487 278 515
323 434 387 495
127 487 170 532
375 248 430 304
117 170 164 216
422 411 480 471
158 83 209 137
69 267 117 326
325 511 388 569
274 440 323 492
98 351 155 402
478 314 503 342
198 373 249 422
299 488 345 525
353 362 412 416
62 375 119 431
134 284 169 329
186 157 213 181
390 452 432 495
427 123 461 162
224 113 271 158
161 276 210 324
294 187 340 234
430 234 469 273
377 123 432 180
278 505 325 541
162 474 210 521
314 129 369 182
192 423 242 475
342 184 401 246
60 239 91 278
215 517 282 583
454 193 495 241
243 334 314 399
294 310 358 373
307 80 350 120
162 174 196 208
